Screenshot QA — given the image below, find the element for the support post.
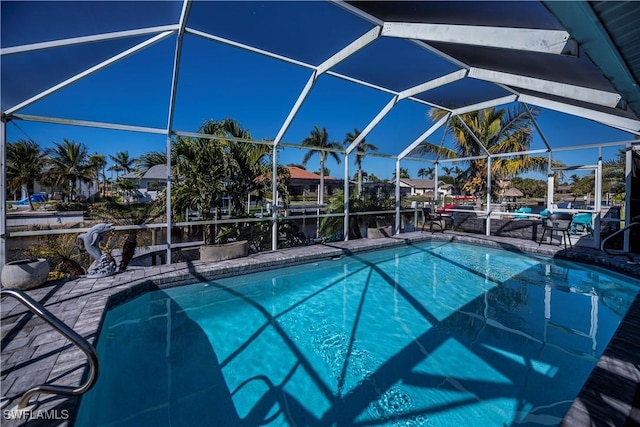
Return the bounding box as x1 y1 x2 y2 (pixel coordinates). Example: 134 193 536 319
486 156 492 236
434 162 439 207
0 117 7 273
343 153 349 241
594 147 603 247
547 152 554 210
395 159 401 234
624 143 632 252
165 134 172 264
272 146 278 251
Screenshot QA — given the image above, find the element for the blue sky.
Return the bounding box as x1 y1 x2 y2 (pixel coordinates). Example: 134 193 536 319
3 1 636 183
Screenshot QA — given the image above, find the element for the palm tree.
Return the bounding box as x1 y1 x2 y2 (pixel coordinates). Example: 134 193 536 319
115 178 137 203
367 173 381 183
417 167 434 179
136 151 166 176
344 128 377 198
417 106 550 205
88 153 107 200
6 140 47 210
44 139 93 201
171 133 229 245
301 125 342 205
109 151 137 179
219 119 270 214
392 168 410 180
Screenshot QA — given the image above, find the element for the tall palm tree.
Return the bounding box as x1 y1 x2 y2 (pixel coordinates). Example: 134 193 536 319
218 118 272 215
135 151 166 176
417 106 549 204
44 139 93 201
417 167 434 179
344 128 377 198
392 168 410 180
6 140 47 210
301 125 341 205
109 151 137 179
171 133 229 245
88 153 107 200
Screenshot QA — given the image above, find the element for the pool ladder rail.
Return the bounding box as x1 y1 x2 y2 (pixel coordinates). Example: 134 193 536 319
0 288 99 410
600 216 640 264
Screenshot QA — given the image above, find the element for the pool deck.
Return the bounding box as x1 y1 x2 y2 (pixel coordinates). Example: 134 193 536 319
1 231 639 426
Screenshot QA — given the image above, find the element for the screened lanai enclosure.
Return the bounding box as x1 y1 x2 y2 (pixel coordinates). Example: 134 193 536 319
2 0 640 269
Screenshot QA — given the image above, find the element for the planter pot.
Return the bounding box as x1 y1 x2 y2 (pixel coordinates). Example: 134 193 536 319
1 258 49 290
367 226 392 239
200 240 249 262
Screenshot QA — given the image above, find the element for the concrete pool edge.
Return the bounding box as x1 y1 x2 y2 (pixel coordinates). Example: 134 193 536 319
1 231 639 426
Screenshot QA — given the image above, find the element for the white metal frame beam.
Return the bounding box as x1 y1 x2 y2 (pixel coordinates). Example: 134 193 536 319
382 22 570 54
451 95 517 115
0 119 6 272
6 31 175 114
270 26 381 248
519 94 640 133
523 103 552 151
469 68 621 108
11 114 167 134
398 114 451 160
1 25 179 56
164 0 192 264
345 69 466 155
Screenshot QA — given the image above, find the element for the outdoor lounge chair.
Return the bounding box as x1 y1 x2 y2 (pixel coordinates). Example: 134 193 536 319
539 212 573 249
513 207 532 219
570 212 593 235
421 207 447 233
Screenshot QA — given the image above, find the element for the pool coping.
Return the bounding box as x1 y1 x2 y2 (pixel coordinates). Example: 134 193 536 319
1 231 639 426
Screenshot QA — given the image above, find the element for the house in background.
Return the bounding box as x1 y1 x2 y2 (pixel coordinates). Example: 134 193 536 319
118 165 344 205
398 179 453 199
286 166 343 202
120 164 167 202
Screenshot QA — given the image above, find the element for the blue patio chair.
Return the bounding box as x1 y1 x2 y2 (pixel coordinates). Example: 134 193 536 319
570 212 593 235
513 207 532 219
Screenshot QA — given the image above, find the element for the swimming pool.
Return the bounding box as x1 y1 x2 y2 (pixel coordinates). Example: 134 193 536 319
75 241 639 426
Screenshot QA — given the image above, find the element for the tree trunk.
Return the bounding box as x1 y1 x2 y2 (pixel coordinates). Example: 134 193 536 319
119 230 138 271
26 190 35 211
358 166 363 198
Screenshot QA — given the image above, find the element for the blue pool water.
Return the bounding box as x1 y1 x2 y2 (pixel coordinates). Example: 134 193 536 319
76 242 639 426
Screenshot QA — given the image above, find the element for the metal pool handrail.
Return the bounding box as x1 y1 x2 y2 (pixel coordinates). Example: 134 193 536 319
0 288 99 409
600 216 640 263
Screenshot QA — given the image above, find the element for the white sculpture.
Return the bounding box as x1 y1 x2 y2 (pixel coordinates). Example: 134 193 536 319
78 223 117 277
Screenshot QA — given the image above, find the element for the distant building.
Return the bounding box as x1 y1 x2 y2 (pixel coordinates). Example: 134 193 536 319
120 164 167 202
285 166 343 201
120 165 344 204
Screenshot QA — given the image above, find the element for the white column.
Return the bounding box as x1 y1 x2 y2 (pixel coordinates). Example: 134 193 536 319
486 156 492 236
546 152 554 210
0 118 7 272
343 153 349 241
624 143 632 252
165 135 172 264
395 159 401 234
434 162 439 206
594 147 603 246
271 146 278 251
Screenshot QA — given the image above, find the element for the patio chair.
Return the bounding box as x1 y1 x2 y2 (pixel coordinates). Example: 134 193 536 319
570 212 593 235
421 207 447 234
513 207 532 219
539 212 573 249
